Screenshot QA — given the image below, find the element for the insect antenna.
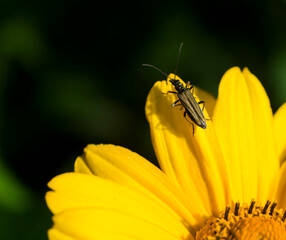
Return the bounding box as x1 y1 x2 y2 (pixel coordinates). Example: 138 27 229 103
142 64 168 78
174 42 183 80
143 43 183 84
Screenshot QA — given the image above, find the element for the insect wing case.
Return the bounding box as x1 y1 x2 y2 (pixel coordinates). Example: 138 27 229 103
177 90 206 129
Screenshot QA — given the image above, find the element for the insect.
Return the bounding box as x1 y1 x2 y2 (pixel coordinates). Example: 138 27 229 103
143 43 207 134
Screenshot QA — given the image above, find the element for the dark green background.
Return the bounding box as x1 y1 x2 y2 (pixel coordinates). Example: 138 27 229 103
0 0 285 239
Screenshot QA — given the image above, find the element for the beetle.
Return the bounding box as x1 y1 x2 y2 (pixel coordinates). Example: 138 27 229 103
167 77 206 134
143 43 207 134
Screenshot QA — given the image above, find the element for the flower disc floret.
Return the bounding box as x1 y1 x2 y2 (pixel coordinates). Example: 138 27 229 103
196 200 286 239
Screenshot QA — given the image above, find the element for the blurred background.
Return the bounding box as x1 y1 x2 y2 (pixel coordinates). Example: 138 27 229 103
0 0 285 238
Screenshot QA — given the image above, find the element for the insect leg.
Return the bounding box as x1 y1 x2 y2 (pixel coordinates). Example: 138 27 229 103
186 81 194 90
187 84 194 94
171 99 181 107
186 81 191 88
198 101 210 120
184 111 195 135
198 101 205 111
186 82 195 93
162 91 177 95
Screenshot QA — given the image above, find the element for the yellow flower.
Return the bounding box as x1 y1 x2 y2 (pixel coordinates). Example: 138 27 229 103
46 67 286 239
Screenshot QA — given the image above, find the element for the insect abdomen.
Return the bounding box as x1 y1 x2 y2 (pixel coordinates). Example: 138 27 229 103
178 90 206 129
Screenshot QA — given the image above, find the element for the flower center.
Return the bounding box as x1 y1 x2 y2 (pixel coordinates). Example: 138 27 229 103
196 200 286 239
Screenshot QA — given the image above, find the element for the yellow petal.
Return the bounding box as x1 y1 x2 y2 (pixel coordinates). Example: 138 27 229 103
48 229 75 240
213 67 256 202
145 74 231 217
74 156 92 174
74 144 198 229
213 67 278 203
51 207 194 240
275 161 286 209
242 67 279 201
193 87 216 118
274 103 286 164
47 173 187 229
46 173 192 238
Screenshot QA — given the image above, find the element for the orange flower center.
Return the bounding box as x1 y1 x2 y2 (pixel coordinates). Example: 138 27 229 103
196 200 286 239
